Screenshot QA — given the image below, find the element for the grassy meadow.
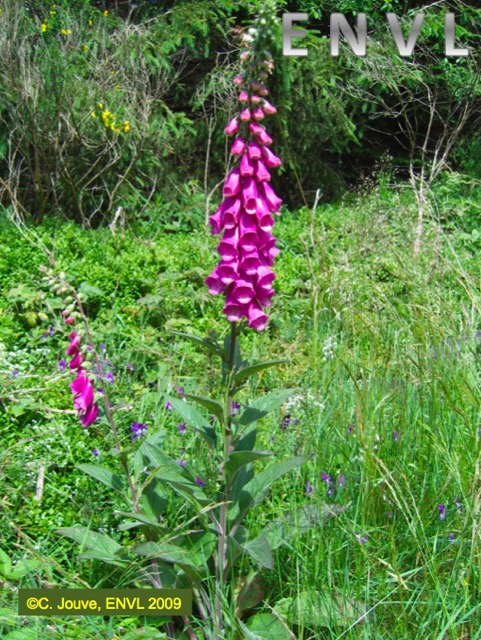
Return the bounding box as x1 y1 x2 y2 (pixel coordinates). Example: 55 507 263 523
2 173 481 639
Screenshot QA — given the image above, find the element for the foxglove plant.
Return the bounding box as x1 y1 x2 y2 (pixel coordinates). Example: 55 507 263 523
39 5 347 639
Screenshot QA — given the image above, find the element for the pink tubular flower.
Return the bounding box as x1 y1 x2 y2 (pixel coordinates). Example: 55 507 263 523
223 168 241 197
64 315 99 427
205 38 282 331
231 137 246 156
262 100 277 115
224 117 239 135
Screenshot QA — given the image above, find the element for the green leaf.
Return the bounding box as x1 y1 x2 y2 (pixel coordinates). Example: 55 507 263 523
170 331 224 359
242 613 292 640
259 503 349 550
239 389 296 428
274 590 366 629
234 535 273 570
163 395 216 447
56 527 125 565
133 530 216 570
3 629 39 640
78 282 104 298
230 456 305 526
139 442 209 505
235 572 264 615
225 450 274 485
4 559 40 580
115 511 163 531
184 393 224 425
0 549 12 577
234 360 287 387
76 464 125 493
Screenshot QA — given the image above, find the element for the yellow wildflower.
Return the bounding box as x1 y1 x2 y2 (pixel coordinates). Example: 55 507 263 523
50 10 56 16
61 29 71 35
41 22 48 33
111 70 115 75
123 122 130 133
115 84 120 92
97 103 104 109
103 10 108 17
91 112 96 118
88 20 92 26
83 45 88 53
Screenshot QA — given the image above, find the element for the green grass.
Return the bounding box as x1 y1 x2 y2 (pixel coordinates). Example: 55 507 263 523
2 177 481 638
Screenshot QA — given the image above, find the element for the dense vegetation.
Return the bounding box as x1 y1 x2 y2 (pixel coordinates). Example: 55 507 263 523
2 1 481 638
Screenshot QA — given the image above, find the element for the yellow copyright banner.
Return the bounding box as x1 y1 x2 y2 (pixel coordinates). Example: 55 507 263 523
18 589 192 616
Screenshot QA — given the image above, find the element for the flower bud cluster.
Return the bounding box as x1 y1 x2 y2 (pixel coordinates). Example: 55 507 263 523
206 7 281 331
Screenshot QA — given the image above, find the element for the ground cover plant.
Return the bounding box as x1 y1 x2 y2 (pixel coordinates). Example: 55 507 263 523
2 1 481 639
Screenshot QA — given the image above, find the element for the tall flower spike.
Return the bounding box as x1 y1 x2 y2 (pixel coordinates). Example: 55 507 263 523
206 3 281 330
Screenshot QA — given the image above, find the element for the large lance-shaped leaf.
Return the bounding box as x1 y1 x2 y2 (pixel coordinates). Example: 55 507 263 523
183 393 224 425
258 503 349 550
170 331 224 359
225 450 274 485
115 511 163 531
274 589 366 629
239 615 292 640
56 527 128 567
239 389 296 428
229 456 305 527
234 360 288 387
76 464 125 494
163 395 216 447
139 441 209 505
231 534 274 570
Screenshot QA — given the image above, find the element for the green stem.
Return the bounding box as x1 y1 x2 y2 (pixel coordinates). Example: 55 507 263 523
215 321 239 634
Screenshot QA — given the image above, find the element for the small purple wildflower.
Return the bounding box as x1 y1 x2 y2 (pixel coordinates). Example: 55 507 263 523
105 371 114 383
195 477 205 487
231 401 241 416
49 326 55 336
92 448 100 457
126 363 134 371
177 423 187 435
166 401 172 411
100 343 106 352
355 533 368 544
321 471 332 485
454 496 463 512
12 369 19 378
131 421 148 441
337 474 346 487
305 481 315 496
347 424 354 434
393 431 400 442
280 414 291 430
448 533 455 541
40 332 49 341
58 359 67 371
176 459 187 468
439 504 446 521
86 345 93 352
97 388 104 394
175 386 185 398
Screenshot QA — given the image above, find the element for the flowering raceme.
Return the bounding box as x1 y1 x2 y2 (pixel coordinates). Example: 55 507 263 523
64 312 98 427
206 39 282 331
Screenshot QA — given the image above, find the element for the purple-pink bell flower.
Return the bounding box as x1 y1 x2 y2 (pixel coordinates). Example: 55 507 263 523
223 168 241 198
224 117 239 135
231 137 246 156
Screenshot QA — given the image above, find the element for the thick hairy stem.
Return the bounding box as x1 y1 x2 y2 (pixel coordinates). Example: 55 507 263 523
215 321 238 634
